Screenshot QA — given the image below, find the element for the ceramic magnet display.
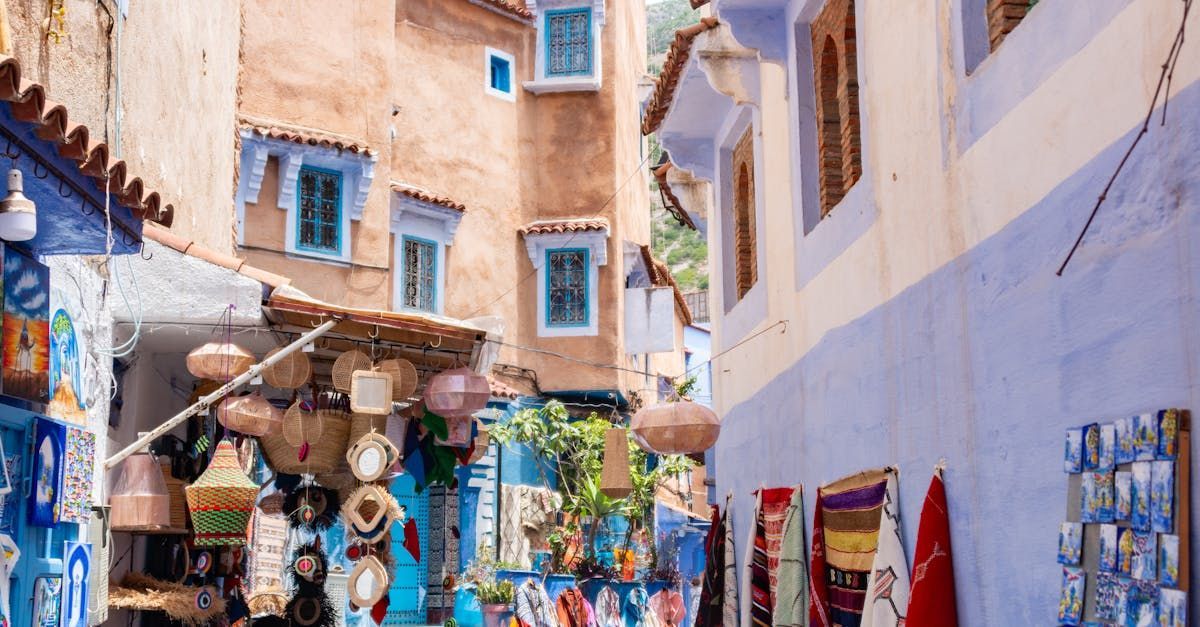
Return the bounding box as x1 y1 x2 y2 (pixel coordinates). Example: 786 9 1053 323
348 555 389 607
1158 408 1180 459
1097 524 1118 572
1057 522 1082 566
1058 566 1085 626
1134 413 1158 461
1160 533 1180 587
350 370 394 415
1064 427 1083 473
1115 416 1136 464
60 542 90 627
29 417 65 527
1150 460 1174 533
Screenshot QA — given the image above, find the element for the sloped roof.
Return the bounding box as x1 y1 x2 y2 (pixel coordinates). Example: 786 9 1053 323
142 223 291 289
520 218 610 236
642 17 720 136
239 116 375 156
468 0 534 21
392 183 466 213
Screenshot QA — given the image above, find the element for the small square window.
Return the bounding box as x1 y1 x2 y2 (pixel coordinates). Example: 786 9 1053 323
485 47 516 101
490 55 511 93
546 248 589 327
545 8 592 77
297 167 341 253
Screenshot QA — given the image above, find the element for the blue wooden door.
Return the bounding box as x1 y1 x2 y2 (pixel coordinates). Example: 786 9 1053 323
385 474 429 625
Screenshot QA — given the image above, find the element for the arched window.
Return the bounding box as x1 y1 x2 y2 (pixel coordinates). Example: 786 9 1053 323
811 0 862 219
732 128 757 298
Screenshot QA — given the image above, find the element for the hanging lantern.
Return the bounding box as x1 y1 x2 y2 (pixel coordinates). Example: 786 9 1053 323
218 392 283 437
599 427 633 499
332 350 373 394
424 367 489 418
377 358 419 401
630 401 720 455
262 346 312 389
186 342 255 381
185 439 260 546
109 450 171 530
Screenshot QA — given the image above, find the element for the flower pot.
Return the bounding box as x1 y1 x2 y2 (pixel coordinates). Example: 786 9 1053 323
480 603 513 627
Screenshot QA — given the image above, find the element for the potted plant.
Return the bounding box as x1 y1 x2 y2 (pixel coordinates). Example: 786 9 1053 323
475 579 515 627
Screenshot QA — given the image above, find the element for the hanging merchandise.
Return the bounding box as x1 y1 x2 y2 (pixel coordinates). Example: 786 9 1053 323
722 495 739 627
772 488 809 627
466 421 490 465
284 484 341 532
218 392 283 437
630 401 719 455
29 417 65 527
748 490 773 626
287 543 336 627
332 350 373 394
423 366 489 418
109 448 171 530
437 415 473 448
347 432 401 483
377 358 419 401
350 370 394 415
906 467 958 627
600 427 633 499
261 405 351 474
402 517 421 563
594 586 622 627
343 484 403 544
108 573 226 627
347 555 389 608
695 504 724 627
261 345 312 389
185 439 261 546
186 341 255 381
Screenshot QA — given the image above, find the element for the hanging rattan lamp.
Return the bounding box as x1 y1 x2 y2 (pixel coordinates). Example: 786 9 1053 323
377 358 419 401
261 346 312 389
630 401 720 455
332 350 373 394
218 392 283 437
423 367 489 418
186 342 255 381
600 427 633 499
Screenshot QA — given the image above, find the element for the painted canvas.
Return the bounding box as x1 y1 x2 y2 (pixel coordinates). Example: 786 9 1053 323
1 247 50 403
1098 423 1116 471
1058 566 1086 626
46 305 86 425
1150 461 1173 533
33 576 61 626
59 426 94 524
1159 534 1179 588
1157 409 1179 460
61 542 91 627
1131 462 1152 532
1130 530 1156 582
1083 423 1101 471
1116 471 1133 520
1115 416 1136 464
1119 527 1136 576
1098 524 1118 572
1124 580 1158 627
0 446 22 536
1065 427 1084 473
1082 471 1114 523
1134 413 1158 461
28 417 65 527
1094 572 1123 622
1058 522 1083 565
1158 588 1186 627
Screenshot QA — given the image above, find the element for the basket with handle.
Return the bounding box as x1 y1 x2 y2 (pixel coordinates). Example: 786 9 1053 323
259 409 351 475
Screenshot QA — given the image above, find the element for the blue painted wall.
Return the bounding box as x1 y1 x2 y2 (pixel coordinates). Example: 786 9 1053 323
715 82 1200 625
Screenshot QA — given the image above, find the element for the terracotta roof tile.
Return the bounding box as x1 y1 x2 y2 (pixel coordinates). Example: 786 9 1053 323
468 0 534 21
642 17 719 136
143 223 291 289
639 245 694 326
653 161 698 231
239 116 375 156
487 375 522 399
0 55 173 227
391 183 466 213
519 218 610 236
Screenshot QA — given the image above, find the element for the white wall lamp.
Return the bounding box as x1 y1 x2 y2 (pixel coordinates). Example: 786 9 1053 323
0 168 36 241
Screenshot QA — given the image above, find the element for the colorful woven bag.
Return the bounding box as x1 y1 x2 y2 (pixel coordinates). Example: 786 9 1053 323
185 439 260 546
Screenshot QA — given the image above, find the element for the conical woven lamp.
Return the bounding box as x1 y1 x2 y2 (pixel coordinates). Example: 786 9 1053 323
186 439 260 546
630 401 720 455
186 342 255 381
424 367 489 418
600 427 633 499
218 392 283 437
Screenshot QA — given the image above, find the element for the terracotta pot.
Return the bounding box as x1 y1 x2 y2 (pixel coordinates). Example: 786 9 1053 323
480 603 513 627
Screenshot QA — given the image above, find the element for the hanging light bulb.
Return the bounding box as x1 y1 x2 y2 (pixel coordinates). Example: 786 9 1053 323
0 169 36 241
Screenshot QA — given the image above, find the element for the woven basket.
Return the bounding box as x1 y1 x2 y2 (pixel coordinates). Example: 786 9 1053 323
282 402 323 447
332 350 373 393
377 359 419 401
185 440 260 546
260 410 351 475
162 462 190 530
262 347 312 389
186 342 256 382
600 427 633 499
218 392 283 437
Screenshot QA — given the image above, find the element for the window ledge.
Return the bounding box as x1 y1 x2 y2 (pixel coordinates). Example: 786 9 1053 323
523 77 600 94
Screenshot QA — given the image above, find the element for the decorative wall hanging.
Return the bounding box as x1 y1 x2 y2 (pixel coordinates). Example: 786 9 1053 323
33 576 61 626
343 484 402 544
185 439 260 546
347 432 400 482
218 392 283 437
906 467 959 627
261 408 350 474
350 370 393 415
186 341 255 381
599 427 632 499
47 304 86 425
284 484 340 532
28 417 65 527
2 246 50 403
332 350 373 394
59 426 94 523
108 572 226 627
348 555 389 608
630 400 720 455
377 358 418 401
109 450 171 530
261 345 312 389
424 367 489 418
60 541 90 627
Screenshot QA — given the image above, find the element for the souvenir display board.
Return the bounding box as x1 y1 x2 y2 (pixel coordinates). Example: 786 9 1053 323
1058 409 1190 626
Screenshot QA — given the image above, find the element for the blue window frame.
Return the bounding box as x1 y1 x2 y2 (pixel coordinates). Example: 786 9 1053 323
545 8 592 77
296 166 341 253
402 236 437 312
489 54 512 93
546 248 589 327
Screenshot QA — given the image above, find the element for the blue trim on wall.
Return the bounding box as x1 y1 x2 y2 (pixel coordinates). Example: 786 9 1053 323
294 165 343 256
544 247 591 328
544 7 593 77
489 54 512 93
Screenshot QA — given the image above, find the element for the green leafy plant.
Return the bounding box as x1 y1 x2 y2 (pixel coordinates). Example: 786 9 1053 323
475 579 515 605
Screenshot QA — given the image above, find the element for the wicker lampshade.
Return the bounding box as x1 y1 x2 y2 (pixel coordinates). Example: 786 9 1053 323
332 350 373 393
600 427 633 499
186 342 256 381
261 347 312 389
218 392 283 437
110 451 171 530
630 401 720 455
424 367 489 418
377 358 419 401
185 439 260 546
